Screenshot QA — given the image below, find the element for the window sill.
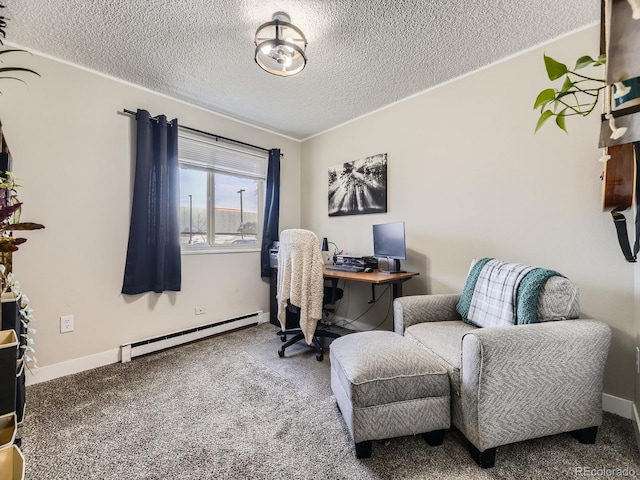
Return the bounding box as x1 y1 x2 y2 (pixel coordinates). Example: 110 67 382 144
181 247 261 255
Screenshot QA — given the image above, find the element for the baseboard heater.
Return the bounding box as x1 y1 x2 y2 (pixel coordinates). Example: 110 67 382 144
120 311 262 362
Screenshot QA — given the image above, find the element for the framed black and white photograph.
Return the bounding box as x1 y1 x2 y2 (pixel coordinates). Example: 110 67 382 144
328 153 387 217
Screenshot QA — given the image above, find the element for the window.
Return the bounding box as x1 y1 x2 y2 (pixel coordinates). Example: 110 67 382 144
178 134 267 252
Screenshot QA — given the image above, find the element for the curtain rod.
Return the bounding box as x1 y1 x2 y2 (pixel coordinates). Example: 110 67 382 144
123 109 280 156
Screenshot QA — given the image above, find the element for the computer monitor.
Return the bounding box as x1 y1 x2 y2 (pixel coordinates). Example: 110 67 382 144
372 221 406 273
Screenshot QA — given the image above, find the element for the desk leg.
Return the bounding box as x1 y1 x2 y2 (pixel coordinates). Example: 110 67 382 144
270 269 278 326
329 278 339 303
392 280 403 299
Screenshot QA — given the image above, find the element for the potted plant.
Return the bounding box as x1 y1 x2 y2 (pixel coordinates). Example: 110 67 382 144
0 2 42 438
0 2 42 369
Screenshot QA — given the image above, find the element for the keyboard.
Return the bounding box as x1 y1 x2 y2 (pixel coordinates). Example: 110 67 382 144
326 264 365 273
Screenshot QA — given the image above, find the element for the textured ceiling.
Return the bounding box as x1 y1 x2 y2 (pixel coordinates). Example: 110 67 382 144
5 0 600 140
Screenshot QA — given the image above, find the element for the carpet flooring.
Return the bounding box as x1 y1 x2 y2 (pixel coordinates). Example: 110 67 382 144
20 323 640 479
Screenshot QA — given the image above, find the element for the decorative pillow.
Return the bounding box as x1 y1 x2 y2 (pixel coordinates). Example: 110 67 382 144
536 276 580 321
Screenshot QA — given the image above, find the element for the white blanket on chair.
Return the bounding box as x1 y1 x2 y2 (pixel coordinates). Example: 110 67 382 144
467 259 534 327
277 229 325 345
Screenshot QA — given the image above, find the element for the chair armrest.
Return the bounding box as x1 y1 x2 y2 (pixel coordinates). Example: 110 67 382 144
460 319 611 451
393 294 462 335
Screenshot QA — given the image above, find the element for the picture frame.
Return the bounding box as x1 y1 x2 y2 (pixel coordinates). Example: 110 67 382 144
328 153 387 217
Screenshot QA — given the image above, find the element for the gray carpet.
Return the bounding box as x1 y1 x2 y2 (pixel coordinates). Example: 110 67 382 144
244 324 350 398
21 323 640 479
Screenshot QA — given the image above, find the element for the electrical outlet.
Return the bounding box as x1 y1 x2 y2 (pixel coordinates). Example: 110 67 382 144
60 315 74 333
195 306 206 315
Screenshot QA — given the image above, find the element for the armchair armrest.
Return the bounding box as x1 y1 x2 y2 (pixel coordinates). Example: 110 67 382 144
460 319 611 451
393 294 462 335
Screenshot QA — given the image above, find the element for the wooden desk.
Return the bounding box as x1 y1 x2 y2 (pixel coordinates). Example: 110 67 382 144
323 266 419 300
269 267 419 327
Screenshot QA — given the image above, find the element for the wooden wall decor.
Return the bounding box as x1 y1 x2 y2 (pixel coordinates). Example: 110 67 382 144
602 143 635 211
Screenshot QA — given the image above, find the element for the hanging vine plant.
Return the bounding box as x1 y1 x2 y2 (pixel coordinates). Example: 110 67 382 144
533 54 607 133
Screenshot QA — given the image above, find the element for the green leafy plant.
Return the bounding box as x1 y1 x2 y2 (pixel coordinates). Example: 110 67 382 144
534 54 606 133
0 3 39 88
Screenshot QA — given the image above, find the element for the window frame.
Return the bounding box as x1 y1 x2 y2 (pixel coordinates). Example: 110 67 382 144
178 133 267 254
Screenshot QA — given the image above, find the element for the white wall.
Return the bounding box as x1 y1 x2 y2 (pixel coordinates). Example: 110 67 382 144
300 26 635 401
0 52 300 372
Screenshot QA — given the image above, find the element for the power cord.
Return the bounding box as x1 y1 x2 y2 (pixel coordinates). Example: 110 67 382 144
371 290 393 330
337 285 391 329
328 241 340 254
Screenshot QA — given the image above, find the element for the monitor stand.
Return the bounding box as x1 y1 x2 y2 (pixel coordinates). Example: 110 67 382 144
378 258 406 274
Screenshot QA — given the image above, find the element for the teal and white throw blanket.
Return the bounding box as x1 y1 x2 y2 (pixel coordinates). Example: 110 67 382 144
456 258 564 327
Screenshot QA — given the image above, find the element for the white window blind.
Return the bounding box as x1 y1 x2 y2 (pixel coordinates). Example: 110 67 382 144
178 136 267 178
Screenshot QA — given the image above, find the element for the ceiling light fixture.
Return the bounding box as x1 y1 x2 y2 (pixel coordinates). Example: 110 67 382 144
254 12 307 77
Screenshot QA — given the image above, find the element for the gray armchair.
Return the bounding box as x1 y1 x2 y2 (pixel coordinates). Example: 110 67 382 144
394 293 611 468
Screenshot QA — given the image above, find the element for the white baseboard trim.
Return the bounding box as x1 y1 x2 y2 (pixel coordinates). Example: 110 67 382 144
27 318 269 386
26 348 120 386
632 404 640 453
602 393 633 419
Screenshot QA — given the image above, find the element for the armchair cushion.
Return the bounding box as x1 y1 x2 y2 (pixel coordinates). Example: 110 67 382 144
536 276 580 321
405 321 477 395
393 294 462 335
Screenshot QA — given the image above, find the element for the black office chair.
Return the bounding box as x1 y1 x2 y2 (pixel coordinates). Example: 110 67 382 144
322 281 344 317
276 229 341 361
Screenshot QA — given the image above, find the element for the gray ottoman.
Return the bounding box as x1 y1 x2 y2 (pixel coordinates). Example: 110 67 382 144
330 330 450 458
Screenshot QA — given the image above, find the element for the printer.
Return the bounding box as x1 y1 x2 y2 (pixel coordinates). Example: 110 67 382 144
269 241 279 268
334 255 378 270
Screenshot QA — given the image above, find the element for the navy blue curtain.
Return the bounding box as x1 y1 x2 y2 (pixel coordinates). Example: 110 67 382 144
122 109 181 294
260 148 281 277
